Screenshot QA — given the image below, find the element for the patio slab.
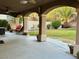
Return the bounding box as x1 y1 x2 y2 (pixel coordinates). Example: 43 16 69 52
0 32 76 59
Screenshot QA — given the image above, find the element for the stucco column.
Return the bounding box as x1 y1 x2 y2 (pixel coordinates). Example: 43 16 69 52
9 17 19 30
74 11 79 56
23 17 29 35
37 14 46 42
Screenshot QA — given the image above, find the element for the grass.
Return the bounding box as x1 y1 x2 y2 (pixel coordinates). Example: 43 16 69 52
28 31 38 35
28 28 76 44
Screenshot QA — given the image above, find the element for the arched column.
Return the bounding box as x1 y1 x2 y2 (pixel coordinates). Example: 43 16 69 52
9 17 19 30
23 16 29 35
37 14 46 42
74 9 79 56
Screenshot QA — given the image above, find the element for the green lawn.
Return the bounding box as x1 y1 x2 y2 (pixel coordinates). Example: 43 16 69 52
28 28 76 44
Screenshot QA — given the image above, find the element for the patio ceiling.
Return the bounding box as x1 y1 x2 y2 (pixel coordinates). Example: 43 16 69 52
0 0 79 16
0 0 54 16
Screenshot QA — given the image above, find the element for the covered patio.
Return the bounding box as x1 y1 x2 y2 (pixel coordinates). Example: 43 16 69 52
0 32 75 59
0 0 79 59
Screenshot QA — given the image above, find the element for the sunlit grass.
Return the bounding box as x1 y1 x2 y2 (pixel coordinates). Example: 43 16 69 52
28 28 76 44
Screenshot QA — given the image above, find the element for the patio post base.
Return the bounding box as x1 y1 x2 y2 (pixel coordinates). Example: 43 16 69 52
22 32 28 35
37 34 46 42
0 40 4 44
73 45 79 56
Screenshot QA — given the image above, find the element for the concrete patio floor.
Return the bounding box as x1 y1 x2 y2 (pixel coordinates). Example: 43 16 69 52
0 32 76 59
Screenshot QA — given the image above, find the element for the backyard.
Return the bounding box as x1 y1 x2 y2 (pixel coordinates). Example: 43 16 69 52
29 28 76 44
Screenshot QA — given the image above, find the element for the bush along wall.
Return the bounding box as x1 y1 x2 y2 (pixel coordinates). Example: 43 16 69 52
0 20 10 30
0 20 8 27
51 20 61 29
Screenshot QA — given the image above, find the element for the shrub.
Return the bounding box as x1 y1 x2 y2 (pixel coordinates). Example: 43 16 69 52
77 51 79 59
47 24 51 29
51 20 61 29
0 20 8 27
7 24 11 31
0 20 10 31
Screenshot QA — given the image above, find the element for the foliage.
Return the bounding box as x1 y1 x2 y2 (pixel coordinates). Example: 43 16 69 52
29 31 38 36
19 16 23 24
51 20 61 29
47 6 76 22
57 7 76 27
7 24 11 31
29 13 39 21
0 20 11 31
58 7 75 20
47 24 51 29
0 20 8 27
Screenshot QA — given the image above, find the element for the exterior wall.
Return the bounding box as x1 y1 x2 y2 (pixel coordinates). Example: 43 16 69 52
27 21 51 31
27 21 39 31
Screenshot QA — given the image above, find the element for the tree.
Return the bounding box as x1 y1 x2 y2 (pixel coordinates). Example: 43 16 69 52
47 6 77 28
56 7 77 28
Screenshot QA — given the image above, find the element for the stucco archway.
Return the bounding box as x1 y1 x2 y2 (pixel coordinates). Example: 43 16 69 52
40 4 79 55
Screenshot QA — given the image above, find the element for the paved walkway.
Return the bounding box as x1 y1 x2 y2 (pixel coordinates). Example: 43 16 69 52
0 32 76 59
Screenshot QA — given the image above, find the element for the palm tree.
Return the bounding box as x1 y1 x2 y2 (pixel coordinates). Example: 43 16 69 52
57 7 76 28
